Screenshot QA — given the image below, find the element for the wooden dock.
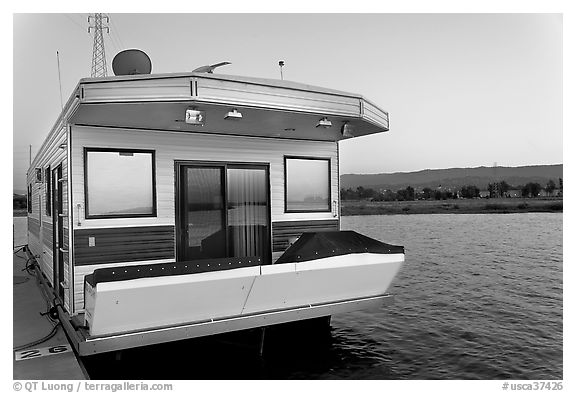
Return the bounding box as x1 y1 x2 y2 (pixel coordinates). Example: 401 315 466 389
13 238 87 379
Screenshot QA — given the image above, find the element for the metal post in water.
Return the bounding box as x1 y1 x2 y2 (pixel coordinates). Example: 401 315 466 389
259 327 266 357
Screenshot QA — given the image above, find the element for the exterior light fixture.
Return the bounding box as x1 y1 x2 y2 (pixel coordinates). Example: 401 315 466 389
58 143 67 150
341 121 355 138
316 117 332 128
224 108 243 120
185 108 206 126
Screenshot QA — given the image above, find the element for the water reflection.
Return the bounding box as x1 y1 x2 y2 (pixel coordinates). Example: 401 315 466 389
83 320 398 380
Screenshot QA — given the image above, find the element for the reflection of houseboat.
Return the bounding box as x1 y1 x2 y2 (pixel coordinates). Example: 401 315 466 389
26 54 404 356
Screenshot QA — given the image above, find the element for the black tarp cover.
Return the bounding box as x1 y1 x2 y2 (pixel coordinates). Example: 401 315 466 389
274 230 404 264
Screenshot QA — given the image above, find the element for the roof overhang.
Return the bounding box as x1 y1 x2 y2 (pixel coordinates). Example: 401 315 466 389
70 73 389 141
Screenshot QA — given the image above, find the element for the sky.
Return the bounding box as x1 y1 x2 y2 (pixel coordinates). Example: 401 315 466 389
12 13 562 192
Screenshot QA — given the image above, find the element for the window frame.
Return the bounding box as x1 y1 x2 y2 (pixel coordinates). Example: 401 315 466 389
45 166 51 217
174 160 272 265
284 155 332 213
84 147 157 219
27 184 32 213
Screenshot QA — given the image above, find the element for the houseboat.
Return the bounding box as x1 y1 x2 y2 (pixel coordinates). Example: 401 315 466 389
25 54 404 356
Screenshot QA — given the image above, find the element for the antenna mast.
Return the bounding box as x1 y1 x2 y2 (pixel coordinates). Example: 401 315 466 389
88 13 110 77
278 60 285 80
56 51 63 109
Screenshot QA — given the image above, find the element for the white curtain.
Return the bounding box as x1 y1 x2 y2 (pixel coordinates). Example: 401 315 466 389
227 168 267 259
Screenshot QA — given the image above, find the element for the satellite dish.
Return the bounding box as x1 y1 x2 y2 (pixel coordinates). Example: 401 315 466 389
112 49 152 76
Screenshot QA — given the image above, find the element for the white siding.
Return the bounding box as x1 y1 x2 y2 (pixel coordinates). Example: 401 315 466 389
73 258 175 312
71 126 339 229
27 126 71 312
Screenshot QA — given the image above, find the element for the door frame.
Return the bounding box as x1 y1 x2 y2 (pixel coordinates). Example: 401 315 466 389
174 160 271 264
52 163 65 299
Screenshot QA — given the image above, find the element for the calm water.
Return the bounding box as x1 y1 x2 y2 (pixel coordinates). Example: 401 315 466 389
82 213 562 379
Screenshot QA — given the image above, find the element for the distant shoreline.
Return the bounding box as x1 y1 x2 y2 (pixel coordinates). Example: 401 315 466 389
13 198 563 218
13 210 27 217
341 197 562 216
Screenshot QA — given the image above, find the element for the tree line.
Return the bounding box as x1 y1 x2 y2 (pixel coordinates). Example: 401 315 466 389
341 178 562 201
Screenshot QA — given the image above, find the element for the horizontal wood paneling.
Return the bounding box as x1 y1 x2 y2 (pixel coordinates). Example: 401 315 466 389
272 219 339 253
27 124 69 308
71 126 339 229
28 217 41 238
74 226 175 266
42 221 53 250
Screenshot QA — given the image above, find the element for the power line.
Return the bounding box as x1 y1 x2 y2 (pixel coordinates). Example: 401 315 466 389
107 28 123 53
62 14 90 36
105 31 119 54
108 16 125 49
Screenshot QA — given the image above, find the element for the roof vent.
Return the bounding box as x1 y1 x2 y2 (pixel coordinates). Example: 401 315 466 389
192 62 231 74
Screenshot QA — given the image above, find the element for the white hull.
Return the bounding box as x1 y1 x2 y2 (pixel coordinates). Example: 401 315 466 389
85 253 404 337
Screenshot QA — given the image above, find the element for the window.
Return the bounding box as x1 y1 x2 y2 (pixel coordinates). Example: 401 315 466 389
27 184 32 213
284 156 331 212
84 148 156 218
45 167 51 216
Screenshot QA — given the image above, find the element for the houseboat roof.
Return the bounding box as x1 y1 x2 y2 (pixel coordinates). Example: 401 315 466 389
79 72 362 99
69 71 389 142
31 71 390 169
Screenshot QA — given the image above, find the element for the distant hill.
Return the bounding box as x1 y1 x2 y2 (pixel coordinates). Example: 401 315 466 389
341 164 563 191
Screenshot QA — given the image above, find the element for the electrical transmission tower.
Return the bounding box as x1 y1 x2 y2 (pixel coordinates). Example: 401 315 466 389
88 13 109 77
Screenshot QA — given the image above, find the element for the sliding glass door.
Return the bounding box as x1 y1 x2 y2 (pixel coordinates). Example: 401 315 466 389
179 166 226 261
176 162 270 264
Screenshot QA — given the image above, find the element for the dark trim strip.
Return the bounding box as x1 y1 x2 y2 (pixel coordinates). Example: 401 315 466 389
85 256 262 287
272 219 339 253
74 226 175 266
73 123 345 142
